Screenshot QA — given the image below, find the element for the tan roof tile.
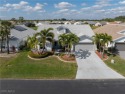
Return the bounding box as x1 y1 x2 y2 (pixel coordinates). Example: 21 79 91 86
93 24 125 40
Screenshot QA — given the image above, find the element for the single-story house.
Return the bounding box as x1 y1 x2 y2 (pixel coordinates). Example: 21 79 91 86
94 24 125 58
86 21 97 26
95 21 107 26
37 24 95 52
0 24 95 53
107 22 120 25
0 25 36 52
36 22 43 26
64 21 72 25
74 21 84 25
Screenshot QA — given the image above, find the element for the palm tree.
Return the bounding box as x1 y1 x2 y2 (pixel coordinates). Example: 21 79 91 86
1 21 12 54
0 25 6 52
58 33 67 51
92 33 102 52
93 33 112 58
36 28 54 52
100 33 112 57
27 34 38 49
58 33 79 55
66 33 79 54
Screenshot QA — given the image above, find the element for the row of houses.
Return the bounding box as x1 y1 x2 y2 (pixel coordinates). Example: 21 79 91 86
9 20 124 27
0 23 125 58
35 21 123 27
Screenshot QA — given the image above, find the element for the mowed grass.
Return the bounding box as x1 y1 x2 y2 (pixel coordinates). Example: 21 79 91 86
104 55 125 76
0 52 77 79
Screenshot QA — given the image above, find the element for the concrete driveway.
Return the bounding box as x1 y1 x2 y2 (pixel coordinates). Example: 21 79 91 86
119 51 125 59
75 49 125 79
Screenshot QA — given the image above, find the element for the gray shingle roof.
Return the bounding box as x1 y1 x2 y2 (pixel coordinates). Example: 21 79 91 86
11 25 36 41
86 21 97 25
37 24 94 41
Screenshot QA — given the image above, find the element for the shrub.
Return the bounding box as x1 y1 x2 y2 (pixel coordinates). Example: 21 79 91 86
25 23 35 27
28 51 54 58
19 45 30 51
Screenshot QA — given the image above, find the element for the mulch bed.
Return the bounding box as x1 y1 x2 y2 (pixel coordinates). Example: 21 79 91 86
60 54 76 62
96 51 108 60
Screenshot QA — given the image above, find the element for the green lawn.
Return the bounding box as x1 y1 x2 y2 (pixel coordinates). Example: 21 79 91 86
0 52 77 79
104 55 125 76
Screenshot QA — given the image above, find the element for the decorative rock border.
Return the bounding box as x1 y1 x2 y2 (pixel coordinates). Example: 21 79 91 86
95 51 109 61
28 55 76 63
55 55 76 63
28 55 54 60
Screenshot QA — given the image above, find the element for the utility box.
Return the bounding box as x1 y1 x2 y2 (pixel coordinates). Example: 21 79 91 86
111 59 115 64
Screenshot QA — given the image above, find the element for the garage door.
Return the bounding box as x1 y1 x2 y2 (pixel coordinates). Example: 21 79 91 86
75 43 94 51
116 43 125 51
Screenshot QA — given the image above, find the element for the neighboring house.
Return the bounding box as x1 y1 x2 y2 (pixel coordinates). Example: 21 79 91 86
86 21 97 26
37 24 95 52
115 21 122 24
50 21 64 24
120 23 125 25
107 22 119 24
74 21 84 25
0 25 36 51
94 24 125 58
95 21 107 26
64 21 72 25
36 23 43 26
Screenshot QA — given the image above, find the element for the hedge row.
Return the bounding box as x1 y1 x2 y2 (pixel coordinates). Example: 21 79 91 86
28 51 54 58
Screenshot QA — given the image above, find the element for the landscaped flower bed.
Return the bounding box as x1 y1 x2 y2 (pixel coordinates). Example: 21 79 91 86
59 53 76 62
28 51 54 58
96 51 108 60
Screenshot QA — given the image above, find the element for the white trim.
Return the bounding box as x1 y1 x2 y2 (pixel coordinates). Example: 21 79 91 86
114 36 125 42
117 29 125 35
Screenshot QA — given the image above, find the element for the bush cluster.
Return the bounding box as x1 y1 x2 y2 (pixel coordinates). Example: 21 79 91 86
25 23 35 27
19 45 30 51
28 51 54 58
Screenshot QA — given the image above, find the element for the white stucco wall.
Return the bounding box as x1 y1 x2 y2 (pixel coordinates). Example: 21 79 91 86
45 42 52 51
79 35 93 43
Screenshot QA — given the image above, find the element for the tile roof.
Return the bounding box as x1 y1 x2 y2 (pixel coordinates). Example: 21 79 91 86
93 24 125 40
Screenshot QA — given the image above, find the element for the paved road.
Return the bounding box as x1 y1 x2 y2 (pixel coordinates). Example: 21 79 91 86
0 79 125 94
75 50 125 79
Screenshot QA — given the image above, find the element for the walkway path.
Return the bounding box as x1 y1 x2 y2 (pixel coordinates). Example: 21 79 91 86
75 49 125 79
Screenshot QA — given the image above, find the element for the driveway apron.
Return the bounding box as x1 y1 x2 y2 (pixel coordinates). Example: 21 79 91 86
75 49 125 79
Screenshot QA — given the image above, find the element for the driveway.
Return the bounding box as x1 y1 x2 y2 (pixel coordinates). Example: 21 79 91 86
119 51 125 59
75 49 125 79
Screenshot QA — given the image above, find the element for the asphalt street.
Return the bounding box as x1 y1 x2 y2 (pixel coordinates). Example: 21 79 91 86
0 79 125 94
